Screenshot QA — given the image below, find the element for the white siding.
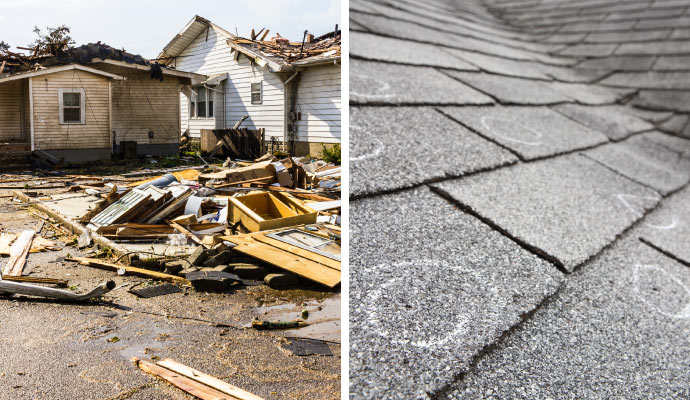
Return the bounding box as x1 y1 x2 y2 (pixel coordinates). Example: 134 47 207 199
97 64 181 146
293 64 341 143
32 70 110 150
173 26 285 139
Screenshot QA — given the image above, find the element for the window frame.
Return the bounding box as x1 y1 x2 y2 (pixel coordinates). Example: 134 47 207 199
251 81 262 105
58 88 86 125
190 85 215 119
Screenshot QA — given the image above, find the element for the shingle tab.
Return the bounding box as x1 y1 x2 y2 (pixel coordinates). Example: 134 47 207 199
444 237 690 399
638 185 690 264
445 71 572 104
350 187 562 398
350 107 517 197
432 155 661 271
583 132 690 195
440 106 608 160
351 60 495 105
552 104 654 141
601 71 690 89
631 90 690 112
351 31 479 71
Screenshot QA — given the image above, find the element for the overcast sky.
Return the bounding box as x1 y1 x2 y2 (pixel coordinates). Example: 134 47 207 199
0 0 341 58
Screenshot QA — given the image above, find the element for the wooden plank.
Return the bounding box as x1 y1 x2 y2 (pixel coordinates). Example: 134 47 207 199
251 234 340 271
213 176 273 188
222 237 340 287
157 358 264 400
200 129 217 153
3 230 35 276
2 276 68 287
134 358 230 400
68 257 189 284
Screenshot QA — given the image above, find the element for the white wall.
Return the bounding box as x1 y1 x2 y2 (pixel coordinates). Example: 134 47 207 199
292 63 341 144
173 26 285 139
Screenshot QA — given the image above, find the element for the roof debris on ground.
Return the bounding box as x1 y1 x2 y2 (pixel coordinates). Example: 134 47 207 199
350 0 690 398
9 149 340 292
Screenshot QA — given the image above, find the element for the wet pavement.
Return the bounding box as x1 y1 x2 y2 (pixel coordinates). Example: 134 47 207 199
0 192 340 400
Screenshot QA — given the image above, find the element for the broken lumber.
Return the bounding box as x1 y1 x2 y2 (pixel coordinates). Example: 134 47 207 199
212 176 273 188
1 276 68 287
67 257 189 284
221 233 340 288
157 358 264 400
134 358 263 400
2 230 35 276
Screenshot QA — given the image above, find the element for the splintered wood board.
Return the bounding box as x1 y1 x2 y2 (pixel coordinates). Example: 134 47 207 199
0 233 59 255
69 257 189 284
2 230 35 276
222 235 340 288
157 358 264 400
252 234 340 271
135 359 230 400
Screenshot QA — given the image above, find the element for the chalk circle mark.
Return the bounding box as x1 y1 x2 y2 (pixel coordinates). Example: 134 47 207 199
363 260 470 349
644 216 678 230
632 264 690 319
351 74 394 101
350 124 384 163
480 116 544 146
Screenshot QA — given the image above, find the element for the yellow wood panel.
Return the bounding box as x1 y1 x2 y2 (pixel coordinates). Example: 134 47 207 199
252 234 341 271
224 235 340 287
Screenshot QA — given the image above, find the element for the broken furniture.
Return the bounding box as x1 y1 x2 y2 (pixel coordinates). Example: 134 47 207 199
229 192 317 232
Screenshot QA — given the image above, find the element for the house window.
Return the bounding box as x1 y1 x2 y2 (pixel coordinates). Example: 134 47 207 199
251 81 262 104
191 86 214 118
58 88 85 124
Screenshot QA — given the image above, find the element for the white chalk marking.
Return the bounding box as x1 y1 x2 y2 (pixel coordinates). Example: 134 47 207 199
480 116 544 146
632 264 690 319
350 74 394 101
644 217 678 230
364 260 470 349
350 125 384 163
614 193 659 217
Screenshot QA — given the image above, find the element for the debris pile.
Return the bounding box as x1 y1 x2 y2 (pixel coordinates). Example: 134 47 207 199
9 151 341 296
1 41 161 76
231 34 341 62
226 28 341 66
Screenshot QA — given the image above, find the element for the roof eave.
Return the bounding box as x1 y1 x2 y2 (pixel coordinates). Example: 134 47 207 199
158 16 236 64
0 64 126 85
291 56 341 68
226 40 287 73
90 58 207 82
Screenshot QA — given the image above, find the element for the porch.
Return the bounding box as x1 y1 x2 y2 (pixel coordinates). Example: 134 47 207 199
0 78 31 147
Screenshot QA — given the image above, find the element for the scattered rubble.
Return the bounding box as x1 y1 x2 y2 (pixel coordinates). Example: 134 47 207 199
6 150 341 297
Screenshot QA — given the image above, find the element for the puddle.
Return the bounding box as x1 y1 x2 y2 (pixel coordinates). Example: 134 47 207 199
253 294 341 343
111 321 175 360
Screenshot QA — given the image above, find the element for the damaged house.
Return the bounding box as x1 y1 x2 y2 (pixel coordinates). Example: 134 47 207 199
156 16 341 156
0 43 205 162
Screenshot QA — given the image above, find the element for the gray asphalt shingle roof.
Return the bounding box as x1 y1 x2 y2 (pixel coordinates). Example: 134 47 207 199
349 0 690 398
